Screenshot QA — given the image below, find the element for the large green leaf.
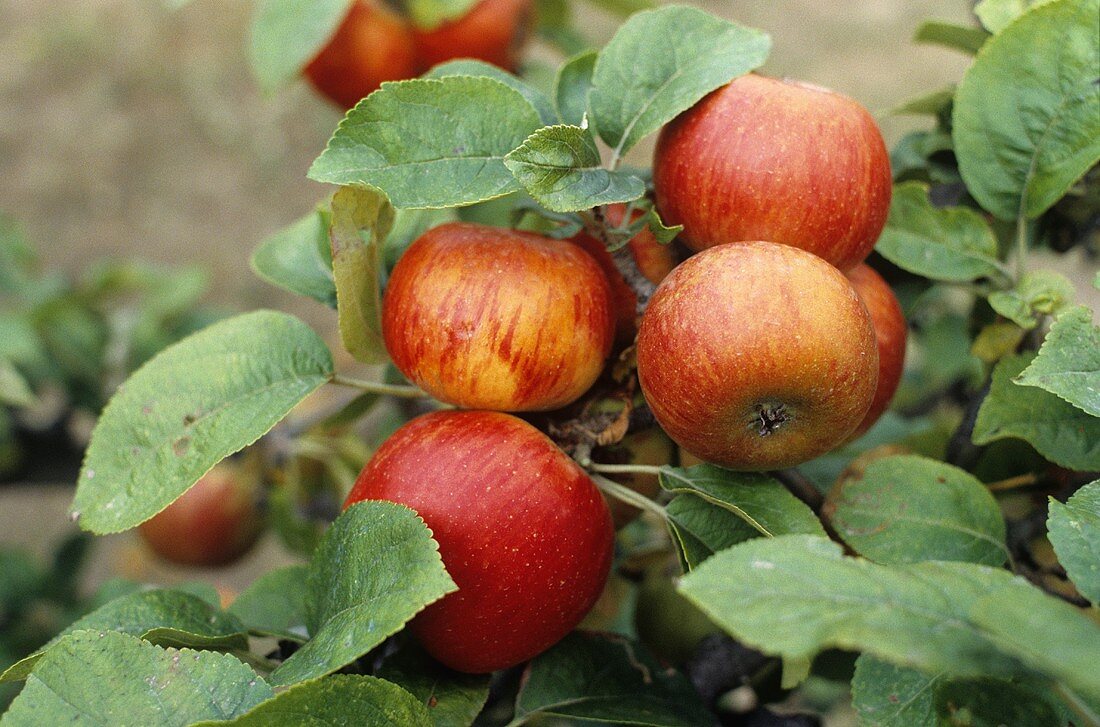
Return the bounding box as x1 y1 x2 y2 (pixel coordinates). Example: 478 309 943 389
1047 481 1100 604
664 494 759 571
309 77 543 209
953 0 1100 220
874 182 1008 283
73 311 333 534
249 0 353 92
377 643 490 727
2 589 248 682
2 631 272 726
554 50 597 127
423 60 557 125
679 535 1100 701
974 0 1058 33
250 205 336 308
269 502 455 686
851 657 943 726
658 465 827 538
228 565 310 641
1015 306 1100 417
973 353 1100 470
589 5 770 162
513 632 711 726
193 674 432 726
826 455 1009 566
987 271 1075 330
913 20 989 55
504 125 645 212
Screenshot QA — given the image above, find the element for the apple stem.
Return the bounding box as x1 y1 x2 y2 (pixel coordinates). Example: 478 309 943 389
330 374 430 399
770 468 824 513
1053 683 1100 727
985 473 1040 492
591 473 667 521
580 206 658 317
588 462 663 477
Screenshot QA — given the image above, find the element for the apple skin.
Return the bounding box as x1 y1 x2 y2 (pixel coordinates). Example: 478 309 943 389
636 241 879 470
653 74 892 271
570 205 678 347
383 222 614 411
138 463 265 568
344 410 614 673
304 1 420 109
412 0 534 73
845 264 908 439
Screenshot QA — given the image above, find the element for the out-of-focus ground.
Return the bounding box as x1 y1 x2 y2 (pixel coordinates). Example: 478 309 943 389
0 4 1094 721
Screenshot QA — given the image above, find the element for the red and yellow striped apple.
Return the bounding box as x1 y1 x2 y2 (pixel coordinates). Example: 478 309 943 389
653 74 891 271
344 410 614 673
845 263 908 439
383 222 614 411
636 241 879 470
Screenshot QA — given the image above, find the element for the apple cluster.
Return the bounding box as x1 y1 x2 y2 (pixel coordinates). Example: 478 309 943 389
344 72 907 674
305 0 533 108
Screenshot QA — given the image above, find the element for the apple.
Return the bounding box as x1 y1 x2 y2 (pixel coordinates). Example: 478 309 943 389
344 410 614 673
570 204 678 347
383 222 614 411
653 73 892 271
845 264 908 439
304 1 420 109
636 241 879 470
412 0 534 73
138 462 265 567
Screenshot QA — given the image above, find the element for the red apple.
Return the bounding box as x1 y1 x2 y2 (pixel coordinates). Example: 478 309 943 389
344 410 614 673
383 222 614 411
653 73 892 271
138 463 265 567
636 241 879 470
845 264 908 439
412 0 534 73
569 205 678 346
304 1 420 109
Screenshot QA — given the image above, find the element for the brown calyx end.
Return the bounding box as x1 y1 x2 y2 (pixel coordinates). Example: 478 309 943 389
751 402 789 437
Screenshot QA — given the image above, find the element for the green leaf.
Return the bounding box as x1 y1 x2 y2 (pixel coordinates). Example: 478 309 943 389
589 5 770 160
583 0 658 17
250 206 336 308
554 50 596 127
975 0 1057 32
0 359 35 408
308 77 543 209
826 455 1009 566
913 20 989 54
192 674 432 727
953 0 1100 220
329 185 395 365
874 182 1008 283
514 632 712 726
249 0 353 93
644 206 682 244
665 494 759 571
73 311 334 534
2 631 272 726
1047 481 1100 604
973 353 1100 470
987 271 1075 329
1015 306 1100 417
228 565 310 640
424 60 557 125
679 535 1100 699
851 656 942 726
1 589 249 682
658 464 827 538
889 86 956 117
504 125 645 213
377 642 490 727
406 0 479 29
0 214 40 296
269 501 455 686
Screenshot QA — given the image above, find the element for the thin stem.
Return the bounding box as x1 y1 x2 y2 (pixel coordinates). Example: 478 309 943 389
591 473 667 521
986 473 1039 492
589 462 664 477
1015 212 1029 282
330 374 428 399
770 468 824 513
1054 683 1100 727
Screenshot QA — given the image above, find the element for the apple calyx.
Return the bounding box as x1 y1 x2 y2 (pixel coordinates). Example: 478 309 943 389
752 402 790 437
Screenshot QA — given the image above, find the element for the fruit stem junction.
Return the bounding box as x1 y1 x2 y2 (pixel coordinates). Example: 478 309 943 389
330 374 430 399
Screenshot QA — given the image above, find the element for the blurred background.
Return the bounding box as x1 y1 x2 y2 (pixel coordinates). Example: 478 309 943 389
0 2 1085 718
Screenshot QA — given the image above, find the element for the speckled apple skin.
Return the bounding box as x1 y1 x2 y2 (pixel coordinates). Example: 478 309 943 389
413 0 533 73
304 1 420 109
845 264 908 439
344 410 614 673
383 222 614 412
636 242 879 470
653 74 892 271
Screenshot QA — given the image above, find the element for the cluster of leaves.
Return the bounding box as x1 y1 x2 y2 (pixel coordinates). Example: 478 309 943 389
3 1 1099 725
0 215 226 481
